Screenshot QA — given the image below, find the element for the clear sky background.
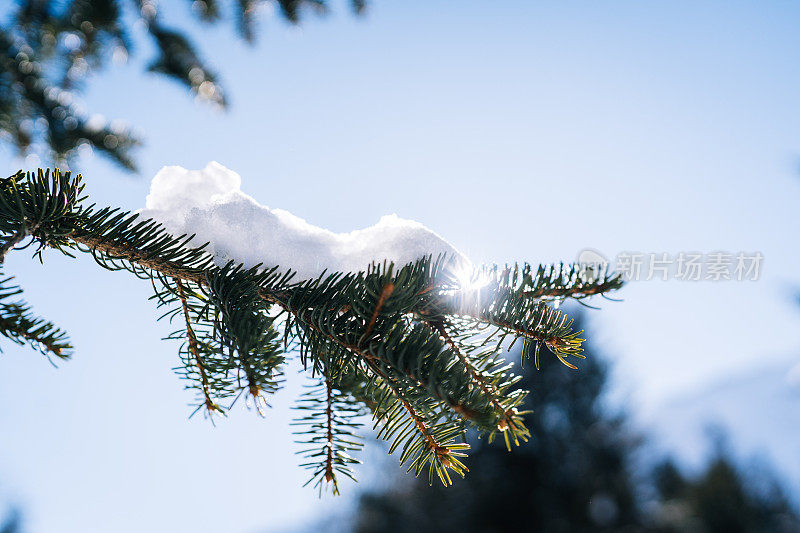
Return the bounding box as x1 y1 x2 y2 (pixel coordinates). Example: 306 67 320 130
1 1 800 531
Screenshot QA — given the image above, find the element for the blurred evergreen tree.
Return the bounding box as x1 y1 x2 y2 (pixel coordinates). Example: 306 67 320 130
351 304 800 532
0 0 366 171
651 452 800 533
353 309 646 533
0 509 21 533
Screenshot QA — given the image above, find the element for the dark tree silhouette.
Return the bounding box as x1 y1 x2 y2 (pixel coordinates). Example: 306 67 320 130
650 452 800 533
0 509 21 533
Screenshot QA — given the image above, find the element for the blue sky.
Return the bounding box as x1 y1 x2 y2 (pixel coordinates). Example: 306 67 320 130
1 1 800 531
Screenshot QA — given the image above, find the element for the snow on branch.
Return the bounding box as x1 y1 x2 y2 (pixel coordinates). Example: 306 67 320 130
140 162 469 280
0 166 623 495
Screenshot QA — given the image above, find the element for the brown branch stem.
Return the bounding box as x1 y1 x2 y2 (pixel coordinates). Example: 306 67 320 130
324 378 335 482
359 281 394 345
0 228 26 264
522 284 612 299
0 313 65 356
68 229 502 422
175 278 219 411
365 358 450 462
429 320 519 432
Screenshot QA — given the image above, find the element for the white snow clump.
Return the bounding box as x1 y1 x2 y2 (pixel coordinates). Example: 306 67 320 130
139 161 468 281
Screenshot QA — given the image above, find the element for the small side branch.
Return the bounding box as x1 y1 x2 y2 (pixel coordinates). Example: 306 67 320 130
367 360 447 457
305 320 480 421
522 283 617 300
0 310 70 357
429 320 527 446
359 281 394 346
0 229 26 264
324 377 335 483
469 312 583 368
175 278 219 413
365 359 468 486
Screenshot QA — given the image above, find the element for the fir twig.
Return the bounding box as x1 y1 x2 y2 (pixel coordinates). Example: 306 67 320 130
359 280 394 345
324 377 336 484
0 274 71 358
428 320 529 447
366 359 468 486
0 229 26 263
175 278 220 414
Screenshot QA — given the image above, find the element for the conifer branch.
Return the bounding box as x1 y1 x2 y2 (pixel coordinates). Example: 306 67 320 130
523 283 616 300
294 373 364 495
301 321 483 423
73 232 209 287
0 168 625 493
0 229 26 263
0 305 68 357
0 273 71 358
460 307 585 368
513 263 623 302
379 367 448 457
428 319 529 447
364 359 468 486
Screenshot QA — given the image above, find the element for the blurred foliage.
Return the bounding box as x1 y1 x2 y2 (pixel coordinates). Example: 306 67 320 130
352 310 800 533
0 509 21 533
0 0 365 171
650 453 800 533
